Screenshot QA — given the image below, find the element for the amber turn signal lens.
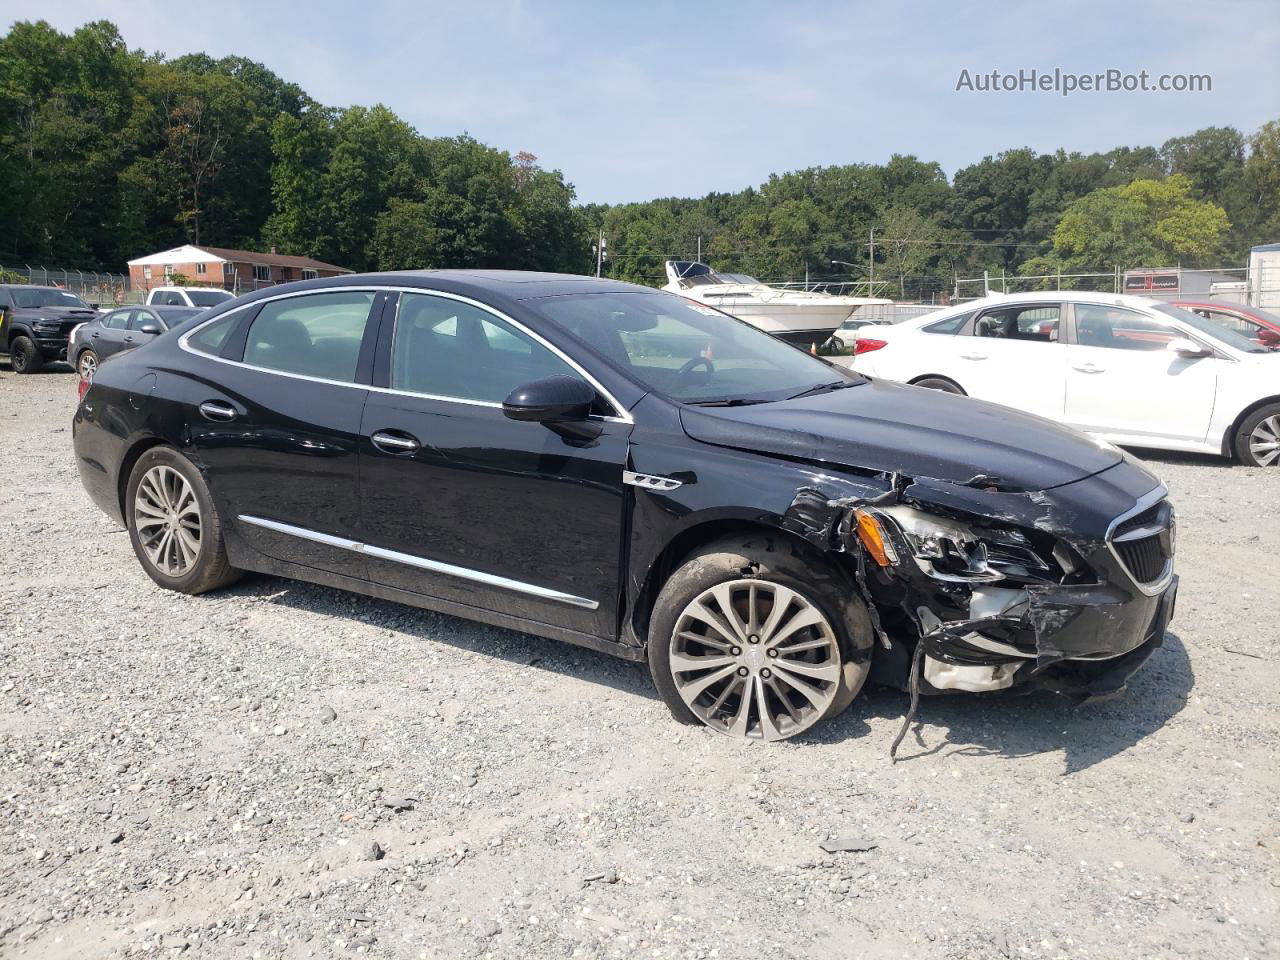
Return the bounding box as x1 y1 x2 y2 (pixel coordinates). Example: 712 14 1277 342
854 509 898 566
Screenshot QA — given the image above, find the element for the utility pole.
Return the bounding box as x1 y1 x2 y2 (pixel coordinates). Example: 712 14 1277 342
595 230 605 278
696 236 702 262
868 227 875 292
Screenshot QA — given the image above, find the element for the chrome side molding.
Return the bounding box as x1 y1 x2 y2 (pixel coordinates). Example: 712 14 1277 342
237 515 599 610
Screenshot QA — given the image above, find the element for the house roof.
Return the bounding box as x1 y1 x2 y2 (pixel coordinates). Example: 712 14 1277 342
128 244 350 273
200 246 351 273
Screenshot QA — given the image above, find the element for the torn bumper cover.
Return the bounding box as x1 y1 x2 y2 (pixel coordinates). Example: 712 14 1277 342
918 577 1177 702
782 468 1177 704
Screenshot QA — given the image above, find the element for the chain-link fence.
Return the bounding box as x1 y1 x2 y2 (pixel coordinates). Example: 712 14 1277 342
0 263 138 307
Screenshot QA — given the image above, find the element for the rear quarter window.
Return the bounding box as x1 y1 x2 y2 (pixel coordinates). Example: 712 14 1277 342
923 310 973 334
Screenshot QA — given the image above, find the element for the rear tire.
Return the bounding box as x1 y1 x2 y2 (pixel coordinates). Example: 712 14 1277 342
125 447 242 594
1233 402 1280 467
647 532 874 741
10 336 43 375
912 376 964 395
77 348 99 380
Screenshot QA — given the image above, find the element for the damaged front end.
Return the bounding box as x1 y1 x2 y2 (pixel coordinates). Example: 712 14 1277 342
784 470 1177 708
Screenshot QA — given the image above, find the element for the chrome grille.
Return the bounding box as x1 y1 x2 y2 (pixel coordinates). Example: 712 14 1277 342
1108 494 1174 592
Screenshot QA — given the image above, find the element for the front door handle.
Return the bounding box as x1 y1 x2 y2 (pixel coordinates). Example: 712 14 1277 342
1072 363 1105 374
198 400 238 422
370 430 420 455
960 352 988 361
91 331 100 339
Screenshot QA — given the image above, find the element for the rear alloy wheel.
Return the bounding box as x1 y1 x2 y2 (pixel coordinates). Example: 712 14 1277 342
1235 403 1280 466
77 349 99 380
648 536 873 741
135 464 203 577
9 336 43 375
126 447 241 594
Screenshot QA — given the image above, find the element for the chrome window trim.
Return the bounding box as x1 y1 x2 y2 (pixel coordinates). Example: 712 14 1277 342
176 285 634 424
237 514 599 610
1105 484 1175 597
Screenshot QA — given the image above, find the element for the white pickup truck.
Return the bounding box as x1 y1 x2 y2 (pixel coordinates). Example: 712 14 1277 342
145 286 236 309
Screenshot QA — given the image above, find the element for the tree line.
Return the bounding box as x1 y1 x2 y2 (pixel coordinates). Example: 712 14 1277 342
2 20 1277 297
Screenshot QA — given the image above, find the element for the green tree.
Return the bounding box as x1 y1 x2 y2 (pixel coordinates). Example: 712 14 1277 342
1032 175 1230 273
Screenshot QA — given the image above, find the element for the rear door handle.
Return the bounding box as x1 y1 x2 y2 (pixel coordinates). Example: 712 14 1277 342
199 400 238 422
1073 363 1105 374
960 352 988 361
370 430 420 455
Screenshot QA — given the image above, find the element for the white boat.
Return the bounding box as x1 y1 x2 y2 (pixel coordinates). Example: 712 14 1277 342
662 260 893 346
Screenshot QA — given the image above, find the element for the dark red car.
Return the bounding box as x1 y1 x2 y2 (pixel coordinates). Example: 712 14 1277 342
1170 300 1280 350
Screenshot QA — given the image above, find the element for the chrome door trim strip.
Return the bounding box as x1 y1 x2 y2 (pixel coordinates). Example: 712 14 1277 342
176 285 634 423
237 514 600 610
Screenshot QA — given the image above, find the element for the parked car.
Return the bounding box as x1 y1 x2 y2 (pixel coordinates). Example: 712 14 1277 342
145 286 236 309
1170 299 1280 350
827 316 892 352
0 284 100 373
853 291 1280 467
74 272 1177 742
70 305 204 379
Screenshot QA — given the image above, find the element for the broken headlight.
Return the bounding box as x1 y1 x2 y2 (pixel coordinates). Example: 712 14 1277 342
872 505 1052 583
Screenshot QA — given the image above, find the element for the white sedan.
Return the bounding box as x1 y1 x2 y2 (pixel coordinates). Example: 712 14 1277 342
851 291 1280 466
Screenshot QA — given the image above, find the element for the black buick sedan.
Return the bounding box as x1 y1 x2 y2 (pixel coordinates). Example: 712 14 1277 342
73 271 1177 741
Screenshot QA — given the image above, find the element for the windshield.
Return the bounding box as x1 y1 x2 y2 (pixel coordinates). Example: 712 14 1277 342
10 288 90 309
1153 303 1270 354
185 289 233 307
532 291 858 403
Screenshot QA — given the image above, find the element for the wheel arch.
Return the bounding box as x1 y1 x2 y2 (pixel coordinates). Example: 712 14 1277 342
907 373 966 394
116 436 172 521
626 515 850 654
1221 394 1280 458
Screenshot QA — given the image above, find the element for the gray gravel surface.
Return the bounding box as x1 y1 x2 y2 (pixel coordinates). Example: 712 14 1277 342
2 366 1277 959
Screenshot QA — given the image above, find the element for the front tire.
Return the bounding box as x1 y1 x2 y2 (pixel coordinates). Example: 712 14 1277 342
1233 402 1280 466
647 533 874 741
10 336 43 375
125 447 241 594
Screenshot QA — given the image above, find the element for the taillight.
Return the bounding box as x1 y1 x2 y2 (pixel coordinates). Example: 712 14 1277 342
854 338 888 355
78 372 92 402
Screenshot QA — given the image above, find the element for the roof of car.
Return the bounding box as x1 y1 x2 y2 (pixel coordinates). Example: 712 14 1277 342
316 270 648 300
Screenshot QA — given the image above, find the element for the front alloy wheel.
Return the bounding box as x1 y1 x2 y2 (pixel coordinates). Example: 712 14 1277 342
134 464 203 577
669 579 843 741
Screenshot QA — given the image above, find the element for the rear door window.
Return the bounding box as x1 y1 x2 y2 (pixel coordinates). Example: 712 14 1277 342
242 291 377 382
104 310 132 330
974 304 1061 342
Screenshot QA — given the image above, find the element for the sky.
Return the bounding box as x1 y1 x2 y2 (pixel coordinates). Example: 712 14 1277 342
5 0 1278 205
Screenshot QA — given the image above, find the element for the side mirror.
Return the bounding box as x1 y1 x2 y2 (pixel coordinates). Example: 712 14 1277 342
503 375 596 423
1166 337 1211 358
138 323 161 335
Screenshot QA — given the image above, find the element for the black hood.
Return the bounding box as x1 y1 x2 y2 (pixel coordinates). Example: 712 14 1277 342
15 304 97 318
680 377 1123 492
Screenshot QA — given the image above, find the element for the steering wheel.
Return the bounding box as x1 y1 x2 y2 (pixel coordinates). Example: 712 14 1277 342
671 355 715 390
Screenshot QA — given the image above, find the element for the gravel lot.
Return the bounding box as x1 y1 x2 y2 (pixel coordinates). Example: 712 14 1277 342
2 363 1277 960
